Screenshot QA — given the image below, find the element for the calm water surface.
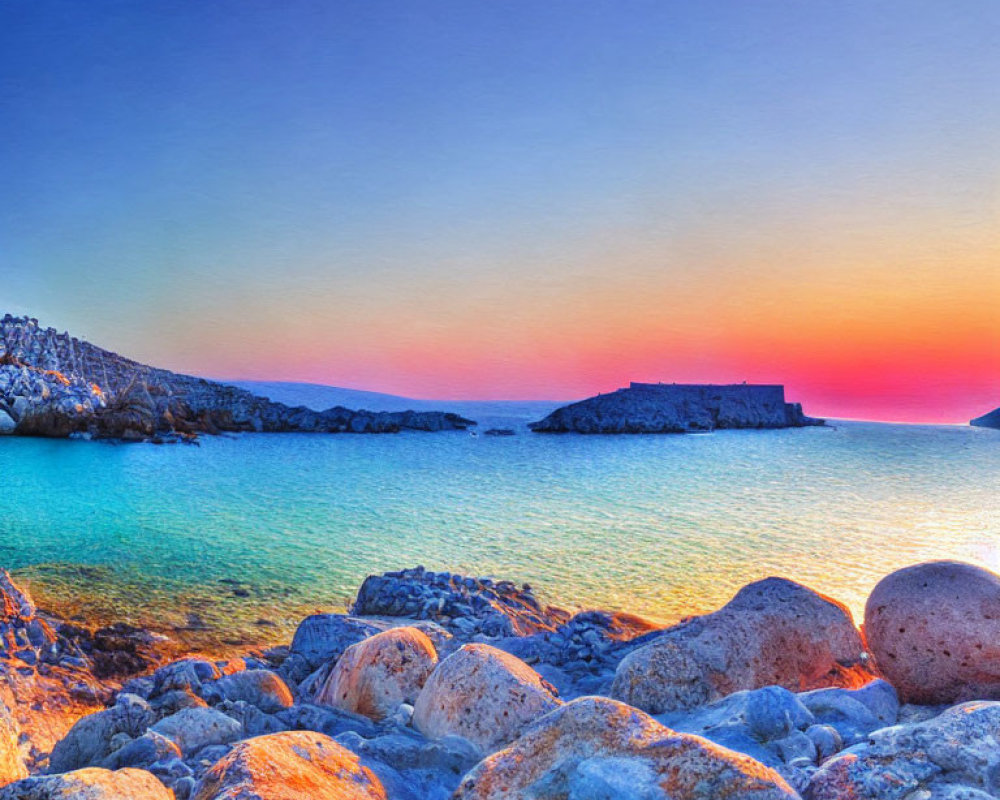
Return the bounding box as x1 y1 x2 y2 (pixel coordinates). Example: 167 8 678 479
1 421 997 649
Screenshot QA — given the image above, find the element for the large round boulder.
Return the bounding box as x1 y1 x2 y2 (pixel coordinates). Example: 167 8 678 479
612 577 873 713
413 643 560 752
191 731 386 800
454 696 798 799
0 768 171 799
315 627 437 721
864 560 1000 704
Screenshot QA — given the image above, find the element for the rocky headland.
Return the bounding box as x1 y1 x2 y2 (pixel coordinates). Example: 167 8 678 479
529 382 823 433
3 559 1000 798
971 407 1000 430
0 316 474 442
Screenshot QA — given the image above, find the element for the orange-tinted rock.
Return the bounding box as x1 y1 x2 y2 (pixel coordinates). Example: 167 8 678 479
453 696 798 799
0 699 26 788
0 768 171 799
612 577 873 713
315 627 437 721
413 643 560 752
864 561 1000 704
191 731 386 800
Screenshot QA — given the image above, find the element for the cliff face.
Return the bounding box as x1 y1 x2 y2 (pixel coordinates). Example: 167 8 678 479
529 383 823 434
0 315 474 440
970 407 1000 429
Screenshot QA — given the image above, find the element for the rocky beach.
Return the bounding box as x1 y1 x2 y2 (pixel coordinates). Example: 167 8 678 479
3 559 1000 799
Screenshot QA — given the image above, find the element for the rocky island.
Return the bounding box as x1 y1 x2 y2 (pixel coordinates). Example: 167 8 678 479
971 407 1000 430
529 382 823 433
2 559 1000 799
0 316 474 441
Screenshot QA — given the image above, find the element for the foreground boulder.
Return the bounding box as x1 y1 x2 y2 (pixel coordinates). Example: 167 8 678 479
807 700 1000 799
316 627 437 721
48 695 154 773
864 560 1000 704
612 577 873 713
454 696 798 799
0 768 171 799
413 644 560 752
192 731 386 800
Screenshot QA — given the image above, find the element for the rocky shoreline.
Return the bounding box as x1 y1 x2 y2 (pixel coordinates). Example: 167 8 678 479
2 560 999 798
0 316 473 442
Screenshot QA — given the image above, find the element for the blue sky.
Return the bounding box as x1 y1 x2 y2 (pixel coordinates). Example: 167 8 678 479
1 1 997 417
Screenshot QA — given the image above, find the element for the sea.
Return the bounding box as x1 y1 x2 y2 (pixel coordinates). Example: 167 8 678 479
1 415 997 651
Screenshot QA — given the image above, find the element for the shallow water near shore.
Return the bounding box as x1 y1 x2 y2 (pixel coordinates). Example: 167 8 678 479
2 420 998 652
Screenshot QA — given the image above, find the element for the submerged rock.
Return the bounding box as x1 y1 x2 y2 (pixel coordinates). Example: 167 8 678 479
191 731 387 800
612 577 873 713
315 627 437 721
413 644 561 752
864 560 1000 704
453 696 799 799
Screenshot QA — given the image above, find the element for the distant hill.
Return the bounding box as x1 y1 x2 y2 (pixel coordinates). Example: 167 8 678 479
971 407 1000 430
0 315 473 440
231 381 566 429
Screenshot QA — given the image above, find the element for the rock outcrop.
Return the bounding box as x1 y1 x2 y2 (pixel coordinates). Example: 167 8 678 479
864 560 1000 704
191 731 387 800
529 382 823 433
412 644 561 751
971 406 1000 429
453 696 799 800
0 315 474 441
611 577 874 713
351 566 569 638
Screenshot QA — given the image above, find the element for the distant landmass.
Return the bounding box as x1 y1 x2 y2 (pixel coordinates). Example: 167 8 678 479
0 316 473 441
970 407 1000 430
529 382 824 433
232 381 565 428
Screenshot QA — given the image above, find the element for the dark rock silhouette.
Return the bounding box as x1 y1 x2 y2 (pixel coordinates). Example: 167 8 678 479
530 382 823 433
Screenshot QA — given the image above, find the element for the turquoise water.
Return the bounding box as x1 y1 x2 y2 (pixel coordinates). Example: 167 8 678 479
1 421 998 648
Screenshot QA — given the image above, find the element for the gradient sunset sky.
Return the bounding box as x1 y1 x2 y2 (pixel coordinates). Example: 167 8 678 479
2 1 998 422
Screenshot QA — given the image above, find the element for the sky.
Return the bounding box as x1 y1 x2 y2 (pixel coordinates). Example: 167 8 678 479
1 1 998 422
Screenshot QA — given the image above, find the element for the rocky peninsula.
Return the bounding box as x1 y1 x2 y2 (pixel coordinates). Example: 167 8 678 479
0 316 473 442
529 382 823 433
971 407 1000 430
3 559 1000 798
